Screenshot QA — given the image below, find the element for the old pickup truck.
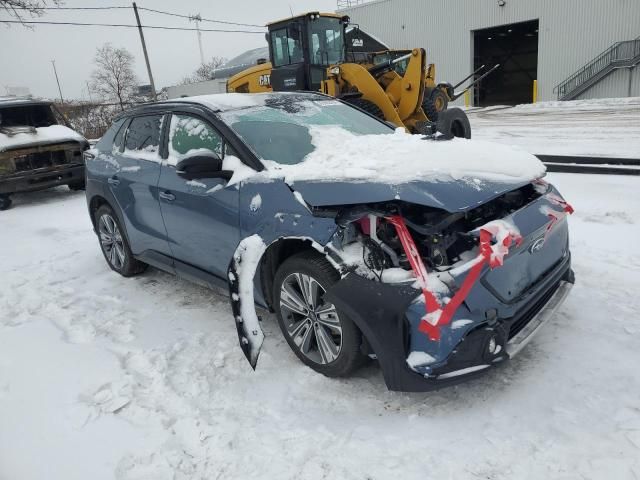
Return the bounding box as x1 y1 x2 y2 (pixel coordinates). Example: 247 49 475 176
0 97 88 210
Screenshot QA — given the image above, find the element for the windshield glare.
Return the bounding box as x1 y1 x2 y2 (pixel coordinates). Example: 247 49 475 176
221 98 392 166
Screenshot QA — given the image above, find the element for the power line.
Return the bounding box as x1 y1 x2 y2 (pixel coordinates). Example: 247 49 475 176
0 20 265 33
137 7 264 28
9 5 130 10
8 5 265 28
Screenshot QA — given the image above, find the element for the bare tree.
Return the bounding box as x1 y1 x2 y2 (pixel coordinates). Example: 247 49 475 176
0 0 62 25
180 56 227 85
90 44 138 111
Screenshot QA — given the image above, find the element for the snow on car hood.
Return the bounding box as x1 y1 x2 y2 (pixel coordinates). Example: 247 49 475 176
0 124 86 152
261 126 545 212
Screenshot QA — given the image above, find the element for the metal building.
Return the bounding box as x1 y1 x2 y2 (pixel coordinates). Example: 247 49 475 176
340 0 640 105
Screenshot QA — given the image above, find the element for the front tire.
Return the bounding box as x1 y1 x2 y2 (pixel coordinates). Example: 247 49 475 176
94 204 146 277
344 97 385 120
273 252 366 377
422 88 449 122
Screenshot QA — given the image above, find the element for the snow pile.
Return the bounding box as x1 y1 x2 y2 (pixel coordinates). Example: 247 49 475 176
1 175 640 479
468 97 640 158
264 126 545 185
0 124 85 152
223 155 259 185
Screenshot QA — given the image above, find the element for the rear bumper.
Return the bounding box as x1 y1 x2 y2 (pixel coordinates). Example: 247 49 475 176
325 257 574 392
0 163 85 195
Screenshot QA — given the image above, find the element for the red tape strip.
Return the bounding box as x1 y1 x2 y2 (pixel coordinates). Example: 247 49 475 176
387 215 522 341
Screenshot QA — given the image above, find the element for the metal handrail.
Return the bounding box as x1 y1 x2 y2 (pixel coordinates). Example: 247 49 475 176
554 36 640 99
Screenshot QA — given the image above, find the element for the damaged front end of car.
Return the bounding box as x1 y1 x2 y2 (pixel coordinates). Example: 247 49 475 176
229 177 574 391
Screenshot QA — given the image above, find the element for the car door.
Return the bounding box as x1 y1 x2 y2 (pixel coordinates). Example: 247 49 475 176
157 112 244 279
108 113 171 257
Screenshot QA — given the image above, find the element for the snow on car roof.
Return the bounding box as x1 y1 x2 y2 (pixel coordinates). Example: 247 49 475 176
172 92 323 112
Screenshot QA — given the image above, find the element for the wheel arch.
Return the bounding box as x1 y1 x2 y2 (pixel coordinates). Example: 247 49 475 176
258 237 329 312
88 194 110 230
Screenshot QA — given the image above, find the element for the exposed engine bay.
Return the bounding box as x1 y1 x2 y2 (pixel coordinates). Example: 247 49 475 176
325 182 544 278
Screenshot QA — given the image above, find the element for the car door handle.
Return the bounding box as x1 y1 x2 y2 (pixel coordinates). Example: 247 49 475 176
159 191 176 202
107 176 120 186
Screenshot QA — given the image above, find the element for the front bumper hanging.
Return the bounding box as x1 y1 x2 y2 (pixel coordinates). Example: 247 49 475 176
325 264 574 392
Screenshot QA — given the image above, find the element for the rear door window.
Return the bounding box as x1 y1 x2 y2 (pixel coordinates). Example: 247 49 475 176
124 114 163 161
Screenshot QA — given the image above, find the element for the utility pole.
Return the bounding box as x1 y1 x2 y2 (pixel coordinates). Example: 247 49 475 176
86 81 93 104
190 14 205 65
132 2 157 101
51 60 64 103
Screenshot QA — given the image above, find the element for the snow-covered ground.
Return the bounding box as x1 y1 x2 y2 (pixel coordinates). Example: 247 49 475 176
467 97 640 158
1 172 639 480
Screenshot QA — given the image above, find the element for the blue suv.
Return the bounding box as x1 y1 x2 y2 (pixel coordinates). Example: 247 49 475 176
85 92 574 391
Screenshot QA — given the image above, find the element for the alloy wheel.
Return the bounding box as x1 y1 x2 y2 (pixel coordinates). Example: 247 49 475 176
98 213 126 270
279 272 343 365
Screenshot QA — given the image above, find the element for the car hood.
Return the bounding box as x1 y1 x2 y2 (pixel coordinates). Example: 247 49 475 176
0 124 86 153
290 177 533 212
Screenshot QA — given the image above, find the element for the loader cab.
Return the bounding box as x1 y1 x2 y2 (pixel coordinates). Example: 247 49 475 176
267 12 349 92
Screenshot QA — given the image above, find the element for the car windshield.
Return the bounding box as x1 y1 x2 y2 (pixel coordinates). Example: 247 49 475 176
220 97 392 165
0 104 58 128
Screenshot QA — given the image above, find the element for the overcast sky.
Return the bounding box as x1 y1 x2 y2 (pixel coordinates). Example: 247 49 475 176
0 0 337 100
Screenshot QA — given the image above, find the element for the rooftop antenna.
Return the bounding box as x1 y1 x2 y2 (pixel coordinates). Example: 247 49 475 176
289 5 294 17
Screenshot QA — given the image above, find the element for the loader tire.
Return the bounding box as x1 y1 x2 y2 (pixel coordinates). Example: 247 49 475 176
422 89 449 122
436 107 471 139
344 97 385 120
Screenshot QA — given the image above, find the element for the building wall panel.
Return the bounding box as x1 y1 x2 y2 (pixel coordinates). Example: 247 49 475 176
343 0 640 103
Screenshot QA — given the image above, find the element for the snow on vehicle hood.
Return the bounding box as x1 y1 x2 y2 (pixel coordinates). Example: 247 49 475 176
261 126 546 212
0 124 86 152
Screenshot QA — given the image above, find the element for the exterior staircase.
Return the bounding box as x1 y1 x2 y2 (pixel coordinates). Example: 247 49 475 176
554 36 640 100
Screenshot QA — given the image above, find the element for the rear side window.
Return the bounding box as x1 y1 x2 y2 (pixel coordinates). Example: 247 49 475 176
124 114 163 160
111 118 128 153
95 117 126 152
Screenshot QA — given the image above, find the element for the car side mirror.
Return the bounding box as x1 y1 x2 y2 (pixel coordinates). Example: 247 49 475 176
175 153 232 180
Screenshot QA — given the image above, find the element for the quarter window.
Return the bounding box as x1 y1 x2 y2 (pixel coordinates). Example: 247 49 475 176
168 114 224 163
124 115 163 159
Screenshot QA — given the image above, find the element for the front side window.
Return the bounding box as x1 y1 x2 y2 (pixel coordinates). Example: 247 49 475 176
168 114 224 164
124 114 163 159
271 25 303 67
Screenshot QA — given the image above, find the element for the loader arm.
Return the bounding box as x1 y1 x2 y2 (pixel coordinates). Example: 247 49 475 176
328 63 405 127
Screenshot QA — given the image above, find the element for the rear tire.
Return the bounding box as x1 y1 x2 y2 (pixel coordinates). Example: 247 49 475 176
273 251 366 377
94 204 147 277
344 97 385 121
0 195 12 211
436 107 472 139
422 88 449 122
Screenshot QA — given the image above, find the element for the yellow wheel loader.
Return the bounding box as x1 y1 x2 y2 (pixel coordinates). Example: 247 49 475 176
227 12 498 137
